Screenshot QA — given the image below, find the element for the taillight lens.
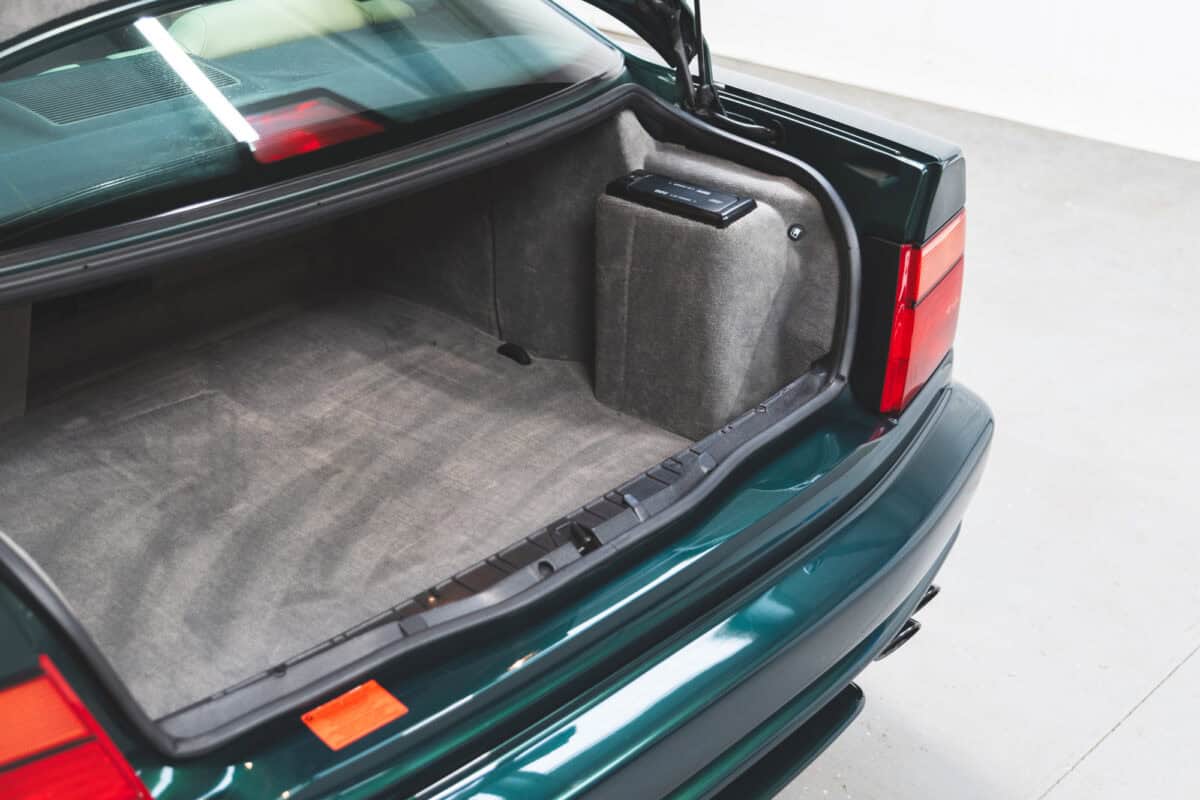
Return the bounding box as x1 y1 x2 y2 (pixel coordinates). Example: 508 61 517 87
245 97 385 165
0 656 148 800
879 210 966 413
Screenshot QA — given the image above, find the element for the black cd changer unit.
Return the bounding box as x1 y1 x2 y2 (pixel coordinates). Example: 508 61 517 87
606 170 757 228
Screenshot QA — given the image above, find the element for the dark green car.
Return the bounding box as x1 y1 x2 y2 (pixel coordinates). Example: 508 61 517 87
0 1 991 797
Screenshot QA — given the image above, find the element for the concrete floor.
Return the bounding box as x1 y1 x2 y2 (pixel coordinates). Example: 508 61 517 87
712 59 1200 799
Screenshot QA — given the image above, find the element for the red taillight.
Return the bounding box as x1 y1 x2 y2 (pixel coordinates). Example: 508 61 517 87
245 97 385 165
0 656 148 800
879 211 966 413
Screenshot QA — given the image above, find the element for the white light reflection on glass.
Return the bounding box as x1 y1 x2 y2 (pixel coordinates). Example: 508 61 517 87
132 17 259 145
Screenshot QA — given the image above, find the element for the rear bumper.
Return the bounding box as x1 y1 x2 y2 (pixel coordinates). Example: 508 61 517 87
417 381 993 799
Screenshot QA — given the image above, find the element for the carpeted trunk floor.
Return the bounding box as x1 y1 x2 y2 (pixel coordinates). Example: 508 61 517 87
0 290 687 718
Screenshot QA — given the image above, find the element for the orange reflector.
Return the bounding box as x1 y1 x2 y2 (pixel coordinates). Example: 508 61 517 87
0 674 88 766
301 680 408 751
0 657 148 800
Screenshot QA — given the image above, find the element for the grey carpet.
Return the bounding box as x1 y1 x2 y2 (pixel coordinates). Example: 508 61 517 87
0 290 686 718
358 110 841 439
594 132 840 440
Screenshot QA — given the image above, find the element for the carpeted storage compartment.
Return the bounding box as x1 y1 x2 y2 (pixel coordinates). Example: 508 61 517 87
0 110 842 718
595 143 839 439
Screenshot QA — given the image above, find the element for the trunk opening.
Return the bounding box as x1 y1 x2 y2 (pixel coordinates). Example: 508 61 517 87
0 108 843 719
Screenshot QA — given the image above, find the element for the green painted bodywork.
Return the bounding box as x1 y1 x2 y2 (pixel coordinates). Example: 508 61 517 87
0 12 989 799
1 361 991 799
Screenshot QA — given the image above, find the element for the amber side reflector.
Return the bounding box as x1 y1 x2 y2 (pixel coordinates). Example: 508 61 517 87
0 674 88 765
0 656 148 800
301 679 409 751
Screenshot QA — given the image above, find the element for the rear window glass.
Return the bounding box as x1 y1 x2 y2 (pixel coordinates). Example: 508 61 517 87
0 0 620 249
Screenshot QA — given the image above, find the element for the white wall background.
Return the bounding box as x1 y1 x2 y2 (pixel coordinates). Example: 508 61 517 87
562 0 1200 162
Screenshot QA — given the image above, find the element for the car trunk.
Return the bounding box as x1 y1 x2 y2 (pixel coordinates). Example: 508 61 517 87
0 109 842 719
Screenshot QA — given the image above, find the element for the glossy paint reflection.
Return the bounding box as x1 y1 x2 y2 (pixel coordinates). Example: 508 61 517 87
113 372 991 800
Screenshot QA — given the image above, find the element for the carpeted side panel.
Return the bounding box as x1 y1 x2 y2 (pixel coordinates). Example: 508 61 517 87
594 138 841 439
350 172 499 337
487 114 652 361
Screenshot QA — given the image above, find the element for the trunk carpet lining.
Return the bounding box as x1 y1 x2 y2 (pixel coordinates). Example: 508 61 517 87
0 289 687 718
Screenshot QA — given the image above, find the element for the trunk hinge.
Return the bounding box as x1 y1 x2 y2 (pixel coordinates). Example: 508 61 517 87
648 0 778 144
